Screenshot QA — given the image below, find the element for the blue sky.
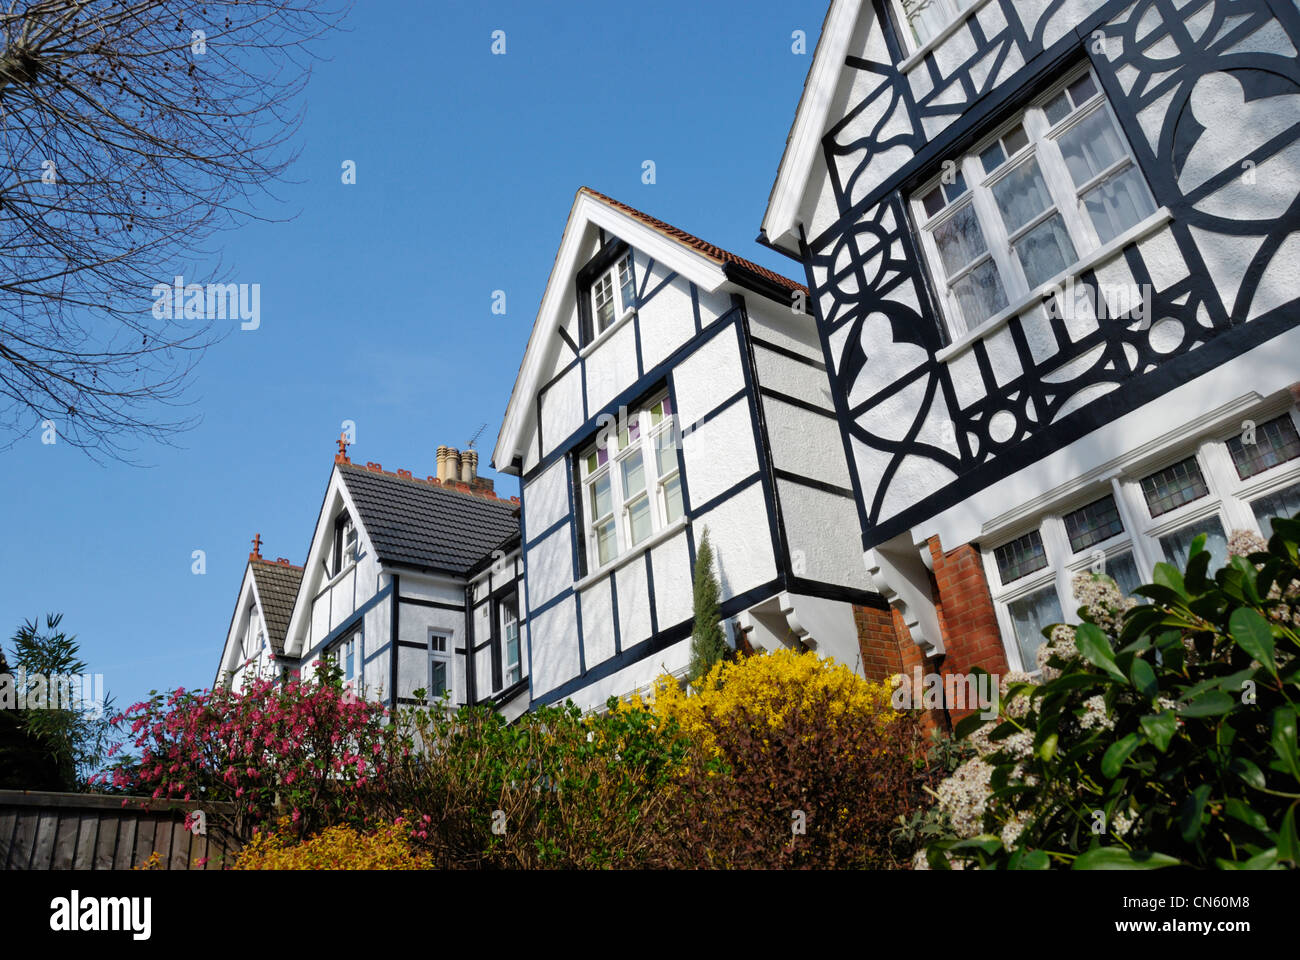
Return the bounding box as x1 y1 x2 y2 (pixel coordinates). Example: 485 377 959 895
0 0 827 715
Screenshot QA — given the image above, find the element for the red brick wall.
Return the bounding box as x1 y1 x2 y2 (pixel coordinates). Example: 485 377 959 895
926 536 1009 719
853 602 943 732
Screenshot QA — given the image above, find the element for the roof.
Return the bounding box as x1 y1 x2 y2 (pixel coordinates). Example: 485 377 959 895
579 188 807 294
760 0 861 253
248 560 303 655
492 187 810 472
338 463 521 576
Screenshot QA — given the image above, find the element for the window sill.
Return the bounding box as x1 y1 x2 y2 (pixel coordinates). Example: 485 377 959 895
574 517 688 592
935 207 1173 364
897 0 998 74
580 306 637 359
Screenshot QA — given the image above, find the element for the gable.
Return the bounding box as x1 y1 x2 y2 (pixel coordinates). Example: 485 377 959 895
494 187 804 474
761 0 881 255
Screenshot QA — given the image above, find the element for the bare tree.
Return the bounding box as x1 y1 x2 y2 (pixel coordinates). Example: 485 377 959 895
0 0 350 460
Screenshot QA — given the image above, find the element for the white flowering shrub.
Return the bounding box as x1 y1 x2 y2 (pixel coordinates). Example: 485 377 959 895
924 516 1300 870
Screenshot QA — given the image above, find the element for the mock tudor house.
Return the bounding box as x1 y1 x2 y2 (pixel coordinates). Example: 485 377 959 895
217 444 529 720
216 545 304 691
217 0 1300 722
759 0 1300 685
491 188 877 711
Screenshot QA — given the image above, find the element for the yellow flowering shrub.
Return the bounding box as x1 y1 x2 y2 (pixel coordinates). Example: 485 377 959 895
233 817 432 870
622 649 895 757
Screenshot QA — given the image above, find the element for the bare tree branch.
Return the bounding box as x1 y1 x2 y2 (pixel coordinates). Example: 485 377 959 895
0 0 351 461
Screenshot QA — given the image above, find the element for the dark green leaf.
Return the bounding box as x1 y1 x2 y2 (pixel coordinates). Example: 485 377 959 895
1272 707 1300 781
1179 691 1235 717
1230 607 1277 674
1129 657 1158 699
1180 784 1211 842
1075 623 1128 684
1073 847 1180 870
1102 733 1142 778
1139 712 1177 753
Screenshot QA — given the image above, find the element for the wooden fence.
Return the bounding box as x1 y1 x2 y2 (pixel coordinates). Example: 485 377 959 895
0 790 242 870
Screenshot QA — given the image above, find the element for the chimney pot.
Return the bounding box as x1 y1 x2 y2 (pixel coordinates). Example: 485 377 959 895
461 449 477 484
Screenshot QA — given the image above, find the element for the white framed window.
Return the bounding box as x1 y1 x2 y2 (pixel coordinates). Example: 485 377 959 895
890 0 979 51
590 251 636 339
499 593 521 687
578 392 683 574
983 409 1300 671
912 65 1156 340
428 630 453 700
242 605 263 662
329 628 362 689
331 511 358 577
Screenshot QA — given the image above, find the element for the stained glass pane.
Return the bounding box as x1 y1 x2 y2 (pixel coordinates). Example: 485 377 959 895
1227 415 1300 479
995 529 1050 585
1063 495 1124 552
1140 457 1208 517
922 187 944 218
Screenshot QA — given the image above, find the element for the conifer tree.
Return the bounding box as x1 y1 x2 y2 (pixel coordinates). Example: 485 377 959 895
688 529 729 681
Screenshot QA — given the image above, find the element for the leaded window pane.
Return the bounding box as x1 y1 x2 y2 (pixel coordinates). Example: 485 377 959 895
995 530 1049 585
1063 495 1124 552
1141 457 1209 517
1227 415 1300 480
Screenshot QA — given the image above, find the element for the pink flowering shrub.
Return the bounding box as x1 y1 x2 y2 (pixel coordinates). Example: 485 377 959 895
100 661 395 837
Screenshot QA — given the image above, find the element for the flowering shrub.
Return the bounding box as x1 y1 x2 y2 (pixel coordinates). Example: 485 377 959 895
638 650 932 868
636 647 896 757
926 517 1300 870
374 699 689 869
102 661 393 837
233 817 432 870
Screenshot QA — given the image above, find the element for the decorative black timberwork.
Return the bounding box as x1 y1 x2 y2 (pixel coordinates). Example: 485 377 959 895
808 0 1300 549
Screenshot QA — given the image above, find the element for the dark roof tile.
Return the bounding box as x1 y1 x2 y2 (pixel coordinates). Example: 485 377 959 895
339 464 520 576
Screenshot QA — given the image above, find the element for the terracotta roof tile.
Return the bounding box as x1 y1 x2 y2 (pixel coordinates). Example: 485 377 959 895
579 187 808 294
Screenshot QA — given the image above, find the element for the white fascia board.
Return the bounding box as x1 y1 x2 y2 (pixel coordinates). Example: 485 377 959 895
282 466 371 658
908 324 1300 551
492 191 729 472
216 566 259 685
761 0 863 253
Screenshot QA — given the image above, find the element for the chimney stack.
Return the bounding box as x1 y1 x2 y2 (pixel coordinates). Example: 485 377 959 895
437 446 461 483
461 449 477 484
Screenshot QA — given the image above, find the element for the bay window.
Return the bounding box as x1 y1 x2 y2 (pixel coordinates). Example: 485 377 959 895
578 392 683 574
912 65 1156 340
984 410 1300 671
